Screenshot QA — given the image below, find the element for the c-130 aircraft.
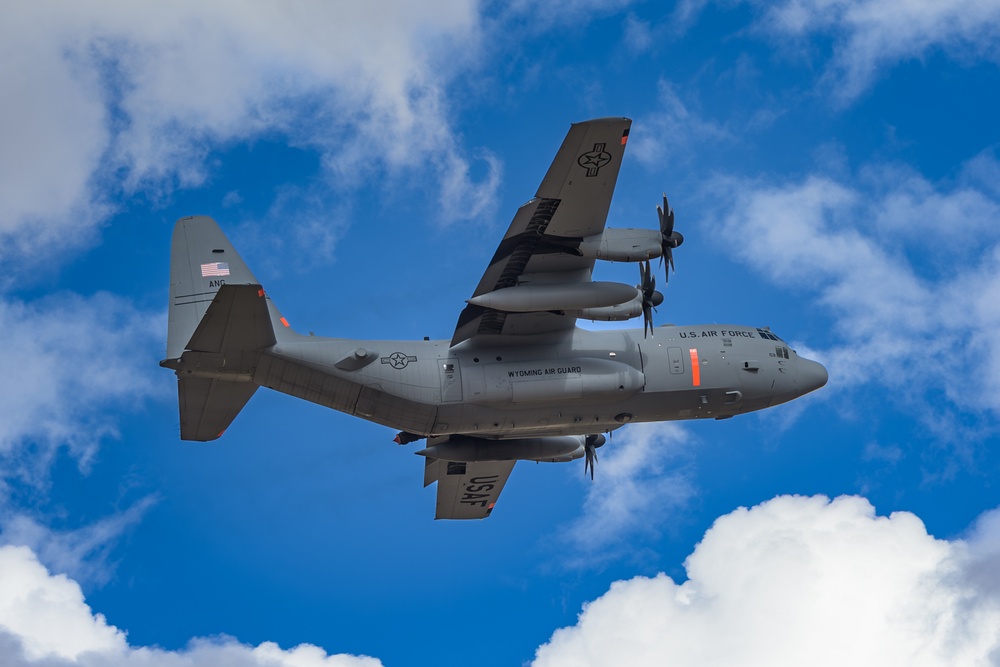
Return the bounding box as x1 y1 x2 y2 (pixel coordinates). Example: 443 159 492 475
161 117 827 519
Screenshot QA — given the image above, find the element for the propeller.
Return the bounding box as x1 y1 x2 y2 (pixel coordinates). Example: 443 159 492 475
638 260 664 338
657 194 684 283
584 433 606 480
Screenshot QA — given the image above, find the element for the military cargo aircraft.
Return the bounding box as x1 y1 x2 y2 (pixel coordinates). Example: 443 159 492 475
161 117 827 519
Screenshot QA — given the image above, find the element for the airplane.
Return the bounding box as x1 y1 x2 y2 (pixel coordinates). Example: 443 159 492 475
161 117 828 519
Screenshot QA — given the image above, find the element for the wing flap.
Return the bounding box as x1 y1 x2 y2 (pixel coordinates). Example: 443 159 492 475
423 457 516 520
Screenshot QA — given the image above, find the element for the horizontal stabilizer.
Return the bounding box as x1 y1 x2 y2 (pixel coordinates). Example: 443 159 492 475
186 284 276 362
423 453 516 520
178 376 258 441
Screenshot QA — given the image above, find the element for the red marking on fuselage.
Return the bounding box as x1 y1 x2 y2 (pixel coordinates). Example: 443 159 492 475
689 348 700 387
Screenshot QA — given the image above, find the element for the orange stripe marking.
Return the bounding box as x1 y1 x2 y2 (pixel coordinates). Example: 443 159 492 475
280 317 290 328
689 348 701 387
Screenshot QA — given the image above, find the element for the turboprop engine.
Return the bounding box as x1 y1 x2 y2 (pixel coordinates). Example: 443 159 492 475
576 227 662 262
575 194 684 285
578 261 663 339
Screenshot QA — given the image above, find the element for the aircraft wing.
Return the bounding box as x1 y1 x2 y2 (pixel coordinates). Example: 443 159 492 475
451 117 632 346
423 457 517 520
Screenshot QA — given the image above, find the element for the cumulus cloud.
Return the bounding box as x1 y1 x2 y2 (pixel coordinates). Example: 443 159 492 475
0 498 157 588
753 0 1000 102
0 293 163 480
0 1 498 267
535 494 1000 666
629 81 730 168
704 156 1000 428
561 423 694 564
0 545 382 666
0 293 162 582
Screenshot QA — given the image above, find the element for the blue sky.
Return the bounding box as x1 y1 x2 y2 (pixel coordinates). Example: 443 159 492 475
2 1 1000 665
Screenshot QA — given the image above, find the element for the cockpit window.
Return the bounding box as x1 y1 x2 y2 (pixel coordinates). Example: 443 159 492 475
776 346 789 359
756 327 784 342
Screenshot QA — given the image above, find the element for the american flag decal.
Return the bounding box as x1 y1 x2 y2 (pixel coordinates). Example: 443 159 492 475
201 262 230 277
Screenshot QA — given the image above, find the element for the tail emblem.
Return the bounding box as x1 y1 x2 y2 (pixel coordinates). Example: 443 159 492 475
201 262 230 277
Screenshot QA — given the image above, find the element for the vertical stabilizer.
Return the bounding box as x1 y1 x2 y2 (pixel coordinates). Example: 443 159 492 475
163 216 296 441
167 216 294 360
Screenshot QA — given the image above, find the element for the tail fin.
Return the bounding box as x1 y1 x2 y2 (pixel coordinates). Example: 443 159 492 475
163 216 297 441
166 216 294 359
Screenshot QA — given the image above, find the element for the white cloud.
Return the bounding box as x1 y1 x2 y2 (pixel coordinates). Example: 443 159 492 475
0 293 164 480
561 423 694 564
0 545 382 666
704 157 1000 424
630 81 730 168
753 0 1000 102
534 494 1000 666
0 498 156 588
622 14 654 54
0 546 125 662
0 292 163 583
0 1 498 266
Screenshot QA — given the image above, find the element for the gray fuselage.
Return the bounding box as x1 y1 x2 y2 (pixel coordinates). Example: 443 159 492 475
252 323 828 440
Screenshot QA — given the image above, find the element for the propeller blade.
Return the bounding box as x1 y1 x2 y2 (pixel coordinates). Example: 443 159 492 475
583 434 605 480
584 444 597 480
657 194 674 235
640 260 655 338
657 194 682 284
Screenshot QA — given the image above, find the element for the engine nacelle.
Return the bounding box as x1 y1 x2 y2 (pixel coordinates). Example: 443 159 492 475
576 293 643 321
417 434 590 462
467 281 638 312
578 228 662 262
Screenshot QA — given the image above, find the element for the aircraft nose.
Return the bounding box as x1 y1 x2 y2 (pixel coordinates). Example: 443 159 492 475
797 357 828 395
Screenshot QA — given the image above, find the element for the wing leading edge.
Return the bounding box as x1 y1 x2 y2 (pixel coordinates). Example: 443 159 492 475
451 117 632 346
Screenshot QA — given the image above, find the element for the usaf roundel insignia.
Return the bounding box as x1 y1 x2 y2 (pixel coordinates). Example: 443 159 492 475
577 143 611 177
381 352 417 369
